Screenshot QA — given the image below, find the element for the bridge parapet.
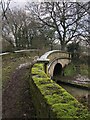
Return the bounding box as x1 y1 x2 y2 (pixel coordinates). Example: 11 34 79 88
40 50 71 61
47 51 71 63
39 50 71 77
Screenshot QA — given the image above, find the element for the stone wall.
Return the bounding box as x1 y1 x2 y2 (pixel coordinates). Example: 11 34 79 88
48 58 70 77
29 63 90 119
39 50 71 77
47 51 71 63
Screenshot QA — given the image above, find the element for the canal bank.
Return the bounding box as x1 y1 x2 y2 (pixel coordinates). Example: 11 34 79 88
53 63 90 110
57 81 90 110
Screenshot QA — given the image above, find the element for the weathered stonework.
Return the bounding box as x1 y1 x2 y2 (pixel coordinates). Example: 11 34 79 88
30 63 90 119
39 50 71 77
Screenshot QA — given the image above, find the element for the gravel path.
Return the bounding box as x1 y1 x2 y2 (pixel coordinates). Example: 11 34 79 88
2 65 36 119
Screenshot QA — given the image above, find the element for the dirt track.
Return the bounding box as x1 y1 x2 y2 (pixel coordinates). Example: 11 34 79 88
2 65 36 119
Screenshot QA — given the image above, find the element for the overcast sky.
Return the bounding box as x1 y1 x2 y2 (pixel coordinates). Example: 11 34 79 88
9 0 42 8
10 0 27 8
5 0 89 9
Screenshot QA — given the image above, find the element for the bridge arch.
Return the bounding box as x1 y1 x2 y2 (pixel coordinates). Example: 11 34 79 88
48 59 64 77
37 50 71 77
53 63 62 77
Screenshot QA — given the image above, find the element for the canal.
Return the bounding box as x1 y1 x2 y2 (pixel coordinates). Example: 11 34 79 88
57 81 90 110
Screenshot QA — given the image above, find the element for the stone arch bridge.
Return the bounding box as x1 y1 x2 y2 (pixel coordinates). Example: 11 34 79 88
37 50 71 78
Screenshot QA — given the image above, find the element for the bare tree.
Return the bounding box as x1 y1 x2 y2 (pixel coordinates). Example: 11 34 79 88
26 2 89 50
1 1 49 50
1 0 11 20
5 9 30 48
1 0 15 48
3 8 42 49
80 1 90 46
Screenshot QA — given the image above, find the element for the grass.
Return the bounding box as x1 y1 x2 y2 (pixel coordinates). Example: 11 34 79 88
64 63 76 77
80 64 89 76
64 63 89 77
2 52 38 89
59 63 90 89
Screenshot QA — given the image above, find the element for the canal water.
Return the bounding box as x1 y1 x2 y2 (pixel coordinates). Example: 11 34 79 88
58 82 90 110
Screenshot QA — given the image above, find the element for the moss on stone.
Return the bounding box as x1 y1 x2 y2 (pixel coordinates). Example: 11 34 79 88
52 103 90 118
52 103 78 118
33 63 44 70
31 63 90 118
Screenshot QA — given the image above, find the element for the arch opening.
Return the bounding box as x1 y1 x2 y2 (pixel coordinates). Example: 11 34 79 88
53 63 62 77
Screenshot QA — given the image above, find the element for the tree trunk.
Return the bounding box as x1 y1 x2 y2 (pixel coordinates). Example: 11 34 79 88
61 42 66 51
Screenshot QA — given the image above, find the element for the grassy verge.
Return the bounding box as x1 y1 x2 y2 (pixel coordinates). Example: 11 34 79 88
2 52 38 89
58 63 90 89
64 63 89 77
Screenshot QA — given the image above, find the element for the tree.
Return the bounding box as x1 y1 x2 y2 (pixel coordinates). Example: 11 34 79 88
67 42 81 61
2 7 39 49
26 2 89 50
1 0 15 48
1 0 11 20
79 2 90 46
41 28 56 50
2 6 48 50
